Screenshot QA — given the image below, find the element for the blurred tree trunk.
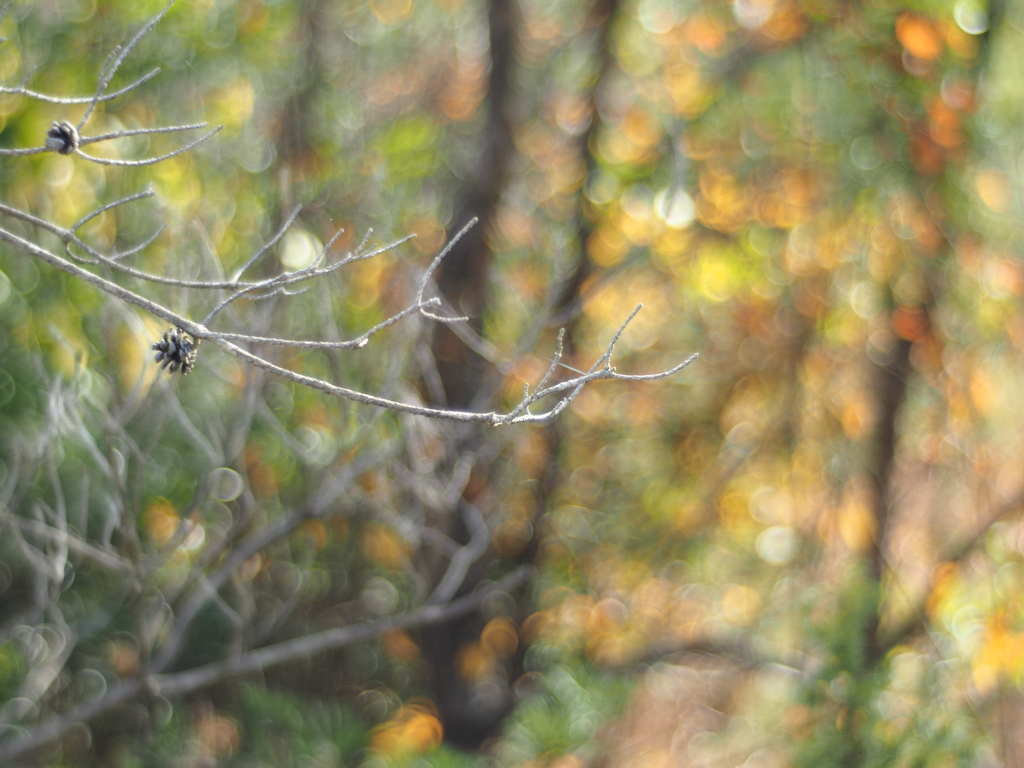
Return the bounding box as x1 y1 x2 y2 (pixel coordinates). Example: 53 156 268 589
418 0 624 750
428 0 520 410
417 0 523 749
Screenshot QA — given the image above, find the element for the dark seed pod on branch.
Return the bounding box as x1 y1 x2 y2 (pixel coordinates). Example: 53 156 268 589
45 121 80 155
152 327 199 375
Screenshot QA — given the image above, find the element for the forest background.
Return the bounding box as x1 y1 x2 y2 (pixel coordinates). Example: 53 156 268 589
1 0 1023 766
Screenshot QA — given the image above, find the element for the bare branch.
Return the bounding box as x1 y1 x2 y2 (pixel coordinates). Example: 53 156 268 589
0 122 216 159
0 222 697 423
232 207 305 281
206 223 414 328
73 125 222 166
416 217 476 323
0 225 194 330
78 0 177 128
70 187 157 238
0 69 160 106
150 440 400 672
427 501 491 605
0 145 52 157
204 300 441 350
82 122 212 143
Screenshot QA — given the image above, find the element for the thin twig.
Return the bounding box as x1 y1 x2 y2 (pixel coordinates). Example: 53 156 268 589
82 123 211 143
73 125 221 166
0 223 697 424
0 69 160 106
78 0 177 128
416 217 476 323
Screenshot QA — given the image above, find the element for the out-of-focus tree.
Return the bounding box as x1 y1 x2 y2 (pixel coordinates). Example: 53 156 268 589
5 0 1024 766
525 0 1024 766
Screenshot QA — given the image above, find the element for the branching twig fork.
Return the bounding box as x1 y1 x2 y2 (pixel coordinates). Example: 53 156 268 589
0 222 697 423
78 0 176 129
73 125 222 167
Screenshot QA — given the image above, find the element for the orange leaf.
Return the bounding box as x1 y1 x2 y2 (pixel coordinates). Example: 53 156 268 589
896 13 942 60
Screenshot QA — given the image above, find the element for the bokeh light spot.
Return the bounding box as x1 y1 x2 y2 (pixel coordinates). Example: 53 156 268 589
209 467 244 502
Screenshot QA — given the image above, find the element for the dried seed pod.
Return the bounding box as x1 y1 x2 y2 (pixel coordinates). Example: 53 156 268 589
45 121 80 155
152 327 199 376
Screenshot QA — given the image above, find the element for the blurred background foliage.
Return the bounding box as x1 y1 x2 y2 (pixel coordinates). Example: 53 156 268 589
2 0 1024 766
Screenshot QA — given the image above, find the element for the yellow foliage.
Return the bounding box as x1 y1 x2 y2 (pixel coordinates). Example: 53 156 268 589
837 492 877 554
664 60 714 119
144 499 180 546
926 562 958 618
481 616 519 658
361 524 409 570
972 613 1024 696
720 584 762 627
838 392 875 440
697 169 746 233
153 154 201 211
975 170 1011 214
519 610 553 643
212 77 255 129
718 489 753 533
587 223 630 268
589 597 627 635
650 227 695 276
408 214 447 255
369 703 444 756
944 19 978 58
348 255 387 309
968 368 995 416
456 641 494 682
619 206 658 248
115 316 164 395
